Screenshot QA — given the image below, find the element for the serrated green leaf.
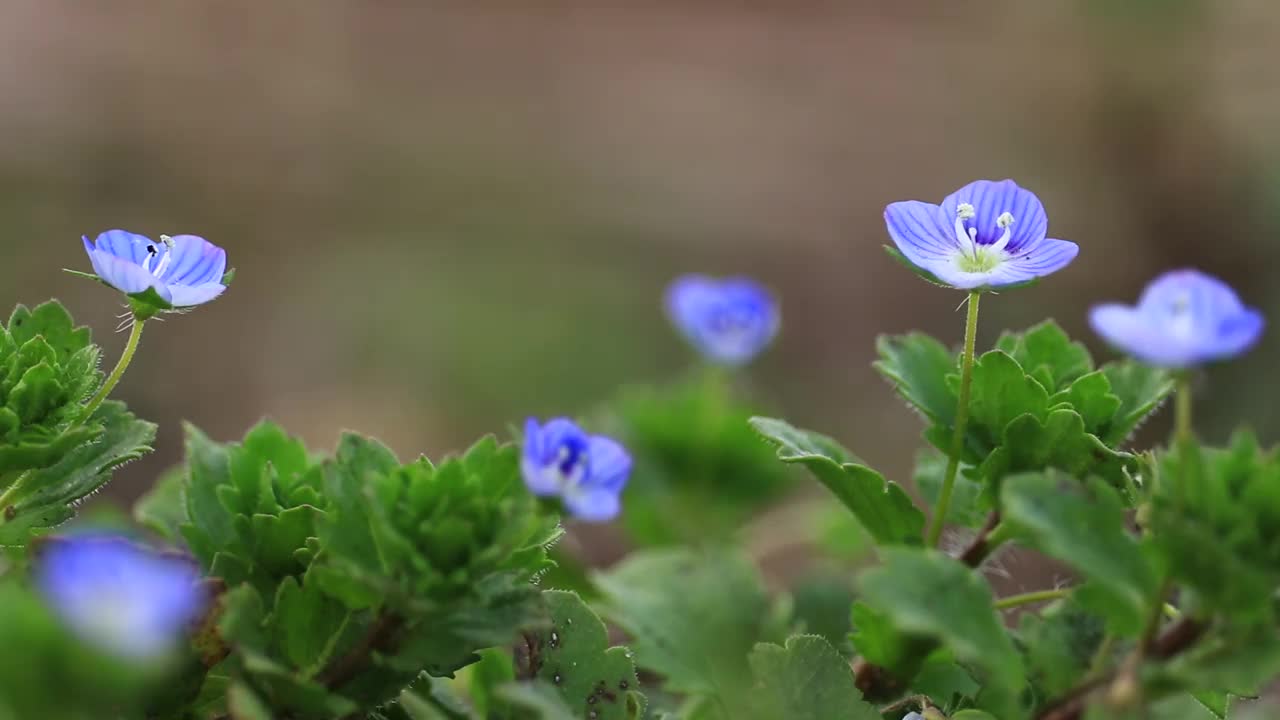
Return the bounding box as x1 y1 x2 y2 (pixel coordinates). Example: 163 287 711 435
1101 362 1175 445
1001 473 1157 635
995 320 1093 393
848 601 929 684
133 465 189 541
594 548 775 716
748 635 879 720
875 332 957 425
1152 434 1280 619
750 417 924 546
527 591 643 720
967 350 1050 447
1050 371 1122 434
857 548 1024 716
269 575 351 673
1017 598 1105 705
0 402 154 544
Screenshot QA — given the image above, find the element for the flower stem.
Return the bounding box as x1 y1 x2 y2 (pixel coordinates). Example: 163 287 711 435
1173 372 1193 445
994 587 1071 611
73 319 145 427
928 291 981 548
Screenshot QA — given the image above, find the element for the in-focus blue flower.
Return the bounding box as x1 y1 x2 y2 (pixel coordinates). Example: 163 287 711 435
884 179 1079 290
1090 269 1264 368
81 230 229 310
37 535 206 659
521 417 632 522
665 275 779 365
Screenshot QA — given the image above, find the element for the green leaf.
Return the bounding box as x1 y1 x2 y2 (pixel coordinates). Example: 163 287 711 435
1100 362 1175 445
874 332 957 425
1152 434 1280 619
1001 472 1157 634
747 635 879 720
133 465 189 541
966 350 1050 448
995 320 1092 392
269 575 351 674
857 548 1024 717
1049 371 1122 434
0 402 155 544
1016 598 1105 706
848 602 930 684
498 682 577 720
750 417 924 546
526 591 643 720
594 548 776 717
227 683 274 720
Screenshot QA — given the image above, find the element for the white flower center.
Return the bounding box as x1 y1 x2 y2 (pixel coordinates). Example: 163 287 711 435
952 205 1018 272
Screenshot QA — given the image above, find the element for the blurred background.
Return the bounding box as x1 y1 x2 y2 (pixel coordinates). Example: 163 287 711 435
1 0 1278 511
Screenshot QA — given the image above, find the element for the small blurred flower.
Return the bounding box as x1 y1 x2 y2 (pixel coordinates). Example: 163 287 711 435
1090 269 1264 368
902 713 925 720
884 179 1078 290
521 417 632 522
665 275 779 365
81 230 229 313
37 535 205 659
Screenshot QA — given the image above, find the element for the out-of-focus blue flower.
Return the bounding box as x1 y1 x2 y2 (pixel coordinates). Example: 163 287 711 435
902 713 925 720
521 417 632 522
1090 269 1264 368
82 230 228 309
665 275 779 365
37 535 205 659
884 179 1078 290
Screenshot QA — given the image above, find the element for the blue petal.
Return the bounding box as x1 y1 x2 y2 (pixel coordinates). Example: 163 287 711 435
1001 239 1079 280
941 179 1048 252
1215 307 1265 359
586 435 632 493
1090 304 1193 367
90 229 153 265
38 535 204 658
163 235 227 286
665 275 779 365
88 250 173 302
563 488 621 522
167 282 226 307
884 201 955 264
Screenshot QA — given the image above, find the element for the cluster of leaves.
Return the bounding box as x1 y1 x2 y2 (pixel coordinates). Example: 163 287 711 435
597 370 792 546
132 422 571 718
876 321 1172 505
0 301 155 543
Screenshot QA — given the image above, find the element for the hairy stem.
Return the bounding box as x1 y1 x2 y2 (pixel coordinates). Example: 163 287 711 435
994 588 1071 611
928 291 981 547
74 319 145 427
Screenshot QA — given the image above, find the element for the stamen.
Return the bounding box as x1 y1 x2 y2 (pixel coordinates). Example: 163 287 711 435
990 212 1016 252
152 248 173 278
956 203 976 220
142 245 157 273
954 214 977 258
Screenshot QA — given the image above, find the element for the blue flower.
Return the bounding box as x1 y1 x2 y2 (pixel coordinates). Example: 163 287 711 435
665 275 779 365
884 179 1079 290
37 535 206 659
82 230 229 309
1090 269 1264 368
521 417 632 522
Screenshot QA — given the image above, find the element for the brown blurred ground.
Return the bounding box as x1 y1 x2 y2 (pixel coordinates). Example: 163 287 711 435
1 0 1278 510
